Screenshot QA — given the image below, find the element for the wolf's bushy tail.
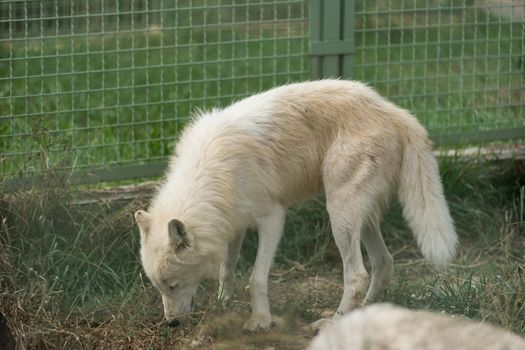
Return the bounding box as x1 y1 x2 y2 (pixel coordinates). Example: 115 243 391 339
397 119 457 268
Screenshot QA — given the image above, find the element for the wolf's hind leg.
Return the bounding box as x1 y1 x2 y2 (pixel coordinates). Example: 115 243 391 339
218 230 245 304
321 136 398 321
361 219 394 305
326 190 369 316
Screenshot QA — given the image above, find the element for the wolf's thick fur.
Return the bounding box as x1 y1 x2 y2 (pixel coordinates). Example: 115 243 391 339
135 80 457 331
308 304 525 350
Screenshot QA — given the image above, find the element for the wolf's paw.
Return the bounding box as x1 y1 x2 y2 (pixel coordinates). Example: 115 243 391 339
243 313 273 332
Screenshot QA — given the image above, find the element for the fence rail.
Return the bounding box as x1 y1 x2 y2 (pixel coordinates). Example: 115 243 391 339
1 0 523 184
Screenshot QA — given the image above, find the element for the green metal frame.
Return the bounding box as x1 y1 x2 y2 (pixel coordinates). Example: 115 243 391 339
309 0 354 79
3 162 168 191
432 128 525 148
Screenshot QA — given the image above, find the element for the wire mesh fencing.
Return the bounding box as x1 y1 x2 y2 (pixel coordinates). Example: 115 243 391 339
1 0 309 180
1 0 524 183
353 0 525 143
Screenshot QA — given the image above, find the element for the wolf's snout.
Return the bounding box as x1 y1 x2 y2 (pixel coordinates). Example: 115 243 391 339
166 318 180 327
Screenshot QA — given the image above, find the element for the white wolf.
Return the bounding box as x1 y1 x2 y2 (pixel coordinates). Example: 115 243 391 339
308 304 525 350
134 80 457 331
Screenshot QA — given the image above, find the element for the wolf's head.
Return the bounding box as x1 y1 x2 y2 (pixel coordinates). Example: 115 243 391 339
134 209 215 326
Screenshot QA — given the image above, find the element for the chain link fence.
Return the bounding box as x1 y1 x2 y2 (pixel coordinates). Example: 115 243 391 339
1 0 309 180
1 0 524 183
353 0 525 143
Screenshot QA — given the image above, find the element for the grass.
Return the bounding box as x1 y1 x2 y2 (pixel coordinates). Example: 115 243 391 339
1 157 524 348
1 1 524 177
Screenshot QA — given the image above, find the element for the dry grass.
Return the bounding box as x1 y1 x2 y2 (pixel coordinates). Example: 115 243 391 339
1 158 524 348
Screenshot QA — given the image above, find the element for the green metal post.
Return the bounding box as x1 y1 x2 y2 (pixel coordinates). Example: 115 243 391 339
309 0 355 79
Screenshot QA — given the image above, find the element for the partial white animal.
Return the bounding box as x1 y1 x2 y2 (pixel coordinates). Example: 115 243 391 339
308 303 525 350
134 80 457 331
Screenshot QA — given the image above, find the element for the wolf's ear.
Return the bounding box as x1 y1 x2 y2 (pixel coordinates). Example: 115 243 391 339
168 218 189 250
135 210 152 236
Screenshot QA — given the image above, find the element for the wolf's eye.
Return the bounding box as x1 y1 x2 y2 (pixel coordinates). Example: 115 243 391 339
169 283 178 290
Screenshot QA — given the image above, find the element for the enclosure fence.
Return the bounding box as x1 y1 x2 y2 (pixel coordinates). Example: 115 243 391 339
352 0 525 146
1 0 524 184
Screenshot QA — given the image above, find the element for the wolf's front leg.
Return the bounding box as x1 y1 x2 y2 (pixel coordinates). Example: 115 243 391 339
243 205 287 332
218 230 246 304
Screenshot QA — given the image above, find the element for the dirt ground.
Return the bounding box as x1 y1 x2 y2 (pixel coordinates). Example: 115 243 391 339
3 260 488 349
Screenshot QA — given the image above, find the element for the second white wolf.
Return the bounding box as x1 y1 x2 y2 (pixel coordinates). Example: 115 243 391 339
134 80 457 331
309 304 525 350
